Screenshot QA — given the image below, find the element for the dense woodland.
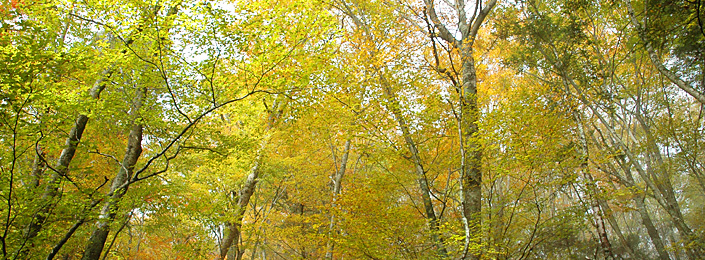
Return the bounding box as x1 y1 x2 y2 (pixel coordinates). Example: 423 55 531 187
1 0 704 259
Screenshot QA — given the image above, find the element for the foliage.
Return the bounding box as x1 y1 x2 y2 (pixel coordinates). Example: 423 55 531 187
2 0 704 259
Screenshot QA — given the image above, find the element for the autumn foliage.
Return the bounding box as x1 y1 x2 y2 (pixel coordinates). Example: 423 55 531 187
1 0 704 259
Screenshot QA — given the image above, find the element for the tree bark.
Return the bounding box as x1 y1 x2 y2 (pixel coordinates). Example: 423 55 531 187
424 1 496 258
542 44 673 259
81 87 145 260
616 158 671 260
458 42 483 260
221 157 262 260
20 3 159 251
633 108 703 258
378 73 448 257
590 126 671 260
24 115 87 239
23 72 107 251
325 139 351 259
219 104 283 260
600 200 642 258
80 4 186 258
25 70 112 239
575 114 615 259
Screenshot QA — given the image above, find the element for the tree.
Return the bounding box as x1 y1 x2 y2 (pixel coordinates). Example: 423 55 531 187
499 0 705 258
5 0 705 259
423 0 496 258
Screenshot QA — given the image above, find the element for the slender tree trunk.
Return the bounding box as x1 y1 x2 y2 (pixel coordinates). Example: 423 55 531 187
219 104 283 260
23 71 109 253
590 95 674 260
20 3 162 250
221 151 264 260
24 115 88 240
611 155 672 260
575 114 615 259
635 192 671 260
634 104 703 258
334 8 444 253
80 5 183 258
548 52 672 259
325 139 351 259
221 158 261 260
424 1 496 257
46 218 85 260
600 200 642 258
590 125 671 260
593 202 614 259
379 73 448 257
81 87 145 260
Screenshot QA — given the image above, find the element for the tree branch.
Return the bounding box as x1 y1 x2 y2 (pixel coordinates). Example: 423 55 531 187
424 0 460 46
626 0 705 104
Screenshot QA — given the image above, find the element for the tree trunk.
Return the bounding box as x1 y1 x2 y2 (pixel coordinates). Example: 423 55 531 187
219 104 283 260
325 139 351 259
423 1 496 257
575 114 615 259
21 4 155 250
612 153 672 260
25 71 112 240
80 5 181 257
633 101 703 258
81 87 145 260
590 124 671 260
24 115 88 242
550 52 672 260
378 73 448 257
458 42 483 260
600 200 642 258
221 159 261 260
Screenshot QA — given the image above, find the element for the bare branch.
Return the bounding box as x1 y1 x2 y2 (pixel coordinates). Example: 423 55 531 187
424 0 460 46
468 0 496 43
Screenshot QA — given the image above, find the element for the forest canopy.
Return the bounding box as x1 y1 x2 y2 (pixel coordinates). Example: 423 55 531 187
1 0 704 259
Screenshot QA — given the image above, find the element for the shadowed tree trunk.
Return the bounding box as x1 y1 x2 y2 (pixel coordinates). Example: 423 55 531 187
22 5 174 257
